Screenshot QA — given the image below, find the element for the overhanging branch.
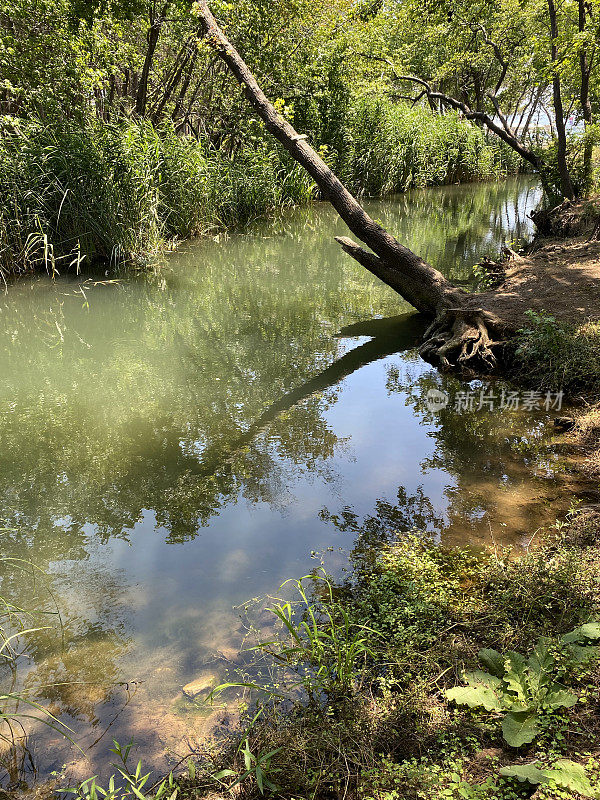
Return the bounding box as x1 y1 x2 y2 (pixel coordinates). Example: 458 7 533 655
393 75 540 168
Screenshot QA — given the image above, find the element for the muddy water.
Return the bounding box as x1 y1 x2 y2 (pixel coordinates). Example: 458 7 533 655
0 177 586 785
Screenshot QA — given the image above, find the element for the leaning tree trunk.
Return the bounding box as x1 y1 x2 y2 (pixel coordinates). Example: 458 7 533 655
195 1 505 367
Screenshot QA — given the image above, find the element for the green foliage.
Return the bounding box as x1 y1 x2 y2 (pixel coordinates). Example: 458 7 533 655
259 573 377 698
512 311 600 397
348 532 482 652
499 758 597 797
446 628 598 747
336 96 520 197
212 740 282 796
0 94 514 275
357 752 600 800
66 739 178 800
212 571 377 705
0 117 314 274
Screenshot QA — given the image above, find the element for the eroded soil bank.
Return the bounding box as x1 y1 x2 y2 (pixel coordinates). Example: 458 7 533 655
477 198 600 332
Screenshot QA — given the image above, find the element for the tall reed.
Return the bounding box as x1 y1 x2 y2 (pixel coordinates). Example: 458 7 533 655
0 101 522 277
0 119 315 276
336 97 522 196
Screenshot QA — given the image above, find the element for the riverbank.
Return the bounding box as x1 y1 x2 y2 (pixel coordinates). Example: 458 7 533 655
169 217 600 799
0 105 519 279
495 200 600 398
180 471 600 799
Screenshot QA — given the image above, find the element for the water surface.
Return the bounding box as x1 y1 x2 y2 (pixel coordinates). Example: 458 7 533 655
0 177 583 785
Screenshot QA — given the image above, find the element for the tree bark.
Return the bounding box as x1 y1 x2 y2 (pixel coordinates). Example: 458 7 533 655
194 1 505 367
548 0 575 199
135 1 169 117
578 0 594 194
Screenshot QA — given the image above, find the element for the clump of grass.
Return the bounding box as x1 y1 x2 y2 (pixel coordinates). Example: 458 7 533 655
0 556 76 781
510 311 600 398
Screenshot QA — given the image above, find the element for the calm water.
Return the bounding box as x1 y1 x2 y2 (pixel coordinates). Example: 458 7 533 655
0 177 584 784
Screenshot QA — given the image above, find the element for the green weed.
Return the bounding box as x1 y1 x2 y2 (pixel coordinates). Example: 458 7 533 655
512 310 600 397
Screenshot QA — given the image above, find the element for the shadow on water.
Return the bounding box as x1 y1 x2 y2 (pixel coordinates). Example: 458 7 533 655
1 176 592 785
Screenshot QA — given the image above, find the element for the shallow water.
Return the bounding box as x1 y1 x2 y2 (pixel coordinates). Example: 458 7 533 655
0 177 587 785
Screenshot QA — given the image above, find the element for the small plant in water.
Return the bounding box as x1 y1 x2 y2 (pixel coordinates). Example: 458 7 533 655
212 570 378 705
0 556 76 752
66 739 177 800
206 571 380 794
445 623 600 747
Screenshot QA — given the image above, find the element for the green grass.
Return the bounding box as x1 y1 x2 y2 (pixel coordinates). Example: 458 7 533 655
0 557 75 761
0 99 523 277
336 97 522 197
511 311 600 398
0 118 315 277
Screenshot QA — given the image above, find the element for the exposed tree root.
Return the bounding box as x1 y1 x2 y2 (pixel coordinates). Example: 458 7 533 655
418 307 503 369
336 235 506 370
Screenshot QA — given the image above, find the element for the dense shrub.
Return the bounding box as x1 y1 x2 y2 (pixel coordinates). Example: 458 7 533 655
511 311 600 398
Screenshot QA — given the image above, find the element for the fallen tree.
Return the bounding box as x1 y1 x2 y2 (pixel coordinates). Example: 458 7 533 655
192 1 575 369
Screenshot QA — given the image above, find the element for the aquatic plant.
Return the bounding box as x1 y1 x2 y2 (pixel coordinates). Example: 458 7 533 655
0 118 314 276
336 97 522 197
66 739 178 800
0 556 75 764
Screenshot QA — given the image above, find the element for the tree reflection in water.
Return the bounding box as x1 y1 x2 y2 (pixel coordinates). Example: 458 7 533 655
0 177 570 785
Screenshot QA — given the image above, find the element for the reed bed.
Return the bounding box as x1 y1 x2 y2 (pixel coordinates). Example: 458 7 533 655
0 102 521 277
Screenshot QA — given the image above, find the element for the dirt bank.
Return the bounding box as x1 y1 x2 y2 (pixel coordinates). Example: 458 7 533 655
476 236 600 330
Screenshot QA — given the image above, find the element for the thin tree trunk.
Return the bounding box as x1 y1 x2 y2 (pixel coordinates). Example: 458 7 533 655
151 37 195 123
135 1 169 117
172 49 199 122
548 0 575 199
579 0 594 194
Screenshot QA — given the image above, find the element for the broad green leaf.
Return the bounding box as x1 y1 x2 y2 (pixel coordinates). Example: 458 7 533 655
568 644 599 663
562 623 600 644
499 763 547 784
549 759 597 797
478 648 505 677
502 711 540 747
504 663 527 706
542 686 578 710
463 670 503 690
445 684 502 712
212 769 237 780
528 638 555 690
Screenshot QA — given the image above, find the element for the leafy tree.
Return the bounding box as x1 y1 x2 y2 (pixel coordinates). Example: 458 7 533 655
356 0 600 199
